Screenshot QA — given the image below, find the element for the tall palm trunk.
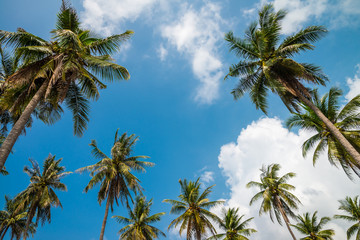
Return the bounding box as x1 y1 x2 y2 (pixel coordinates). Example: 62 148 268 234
0 226 10 240
275 196 297 240
99 194 111 240
296 92 360 166
23 201 38 240
0 80 49 170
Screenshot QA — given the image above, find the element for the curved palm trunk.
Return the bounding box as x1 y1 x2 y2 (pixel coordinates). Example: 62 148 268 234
297 93 360 166
99 195 111 240
275 196 297 240
0 80 49 170
0 226 10 240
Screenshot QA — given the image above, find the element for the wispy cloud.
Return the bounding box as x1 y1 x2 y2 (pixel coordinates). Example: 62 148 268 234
244 0 360 34
161 2 227 104
345 64 360 101
200 171 215 183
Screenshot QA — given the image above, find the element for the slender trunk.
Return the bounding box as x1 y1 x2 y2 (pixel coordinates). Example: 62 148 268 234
99 195 111 240
23 203 37 240
297 93 360 166
0 80 49 170
0 226 10 240
275 196 297 240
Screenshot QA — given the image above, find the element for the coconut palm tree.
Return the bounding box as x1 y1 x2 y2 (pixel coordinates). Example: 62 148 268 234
77 130 153 240
334 196 360 239
207 207 257 240
0 0 133 168
247 164 300 240
0 45 63 146
224 3 360 166
163 178 223 240
286 87 360 179
112 195 166 240
291 211 334 240
16 154 71 239
0 196 36 240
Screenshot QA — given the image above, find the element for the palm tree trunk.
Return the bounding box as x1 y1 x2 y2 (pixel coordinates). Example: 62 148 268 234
297 93 360 166
0 226 10 240
0 80 49 170
275 196 297 240
99 195 111 240
23 203 37 240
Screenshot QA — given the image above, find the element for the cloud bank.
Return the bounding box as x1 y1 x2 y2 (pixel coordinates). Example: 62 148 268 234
217 117 359 239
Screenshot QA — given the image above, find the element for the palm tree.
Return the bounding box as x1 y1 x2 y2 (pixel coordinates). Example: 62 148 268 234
291 211 334 240
163 178 223 240
0 0 133 168
224 3 360 166
334 196 360 239
0 45 63 149
77 130 153 240
286 87 360 179
16 154 71 239
0 196 36 240
247 164 300 240
112 195 166 239
207 207 257 240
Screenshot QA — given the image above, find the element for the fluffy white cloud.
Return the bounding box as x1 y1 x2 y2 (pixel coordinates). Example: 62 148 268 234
345 64 360 101
161 2 226 104
81 0 160 35
217 117 358 239
272 0 327 34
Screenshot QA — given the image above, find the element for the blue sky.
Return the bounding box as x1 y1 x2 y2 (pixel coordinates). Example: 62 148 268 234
1 0 360 239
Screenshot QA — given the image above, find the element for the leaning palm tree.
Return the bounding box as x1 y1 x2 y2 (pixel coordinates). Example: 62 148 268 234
291 211 334 240
247 164 300 240
0 0 133 168
163 178 223 240
0 196 36 240
16 154 71 239
113 195 166 240
0 45 63 148
77 130 153 240
224 4 360 166
334 196 360 239
286 87 360 179
207 207 257 240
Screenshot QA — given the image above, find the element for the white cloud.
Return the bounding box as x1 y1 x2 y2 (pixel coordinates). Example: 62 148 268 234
161 2 226 104
245 0 360 34
81 0 160 35
272 0 327 34
217 117 359 239
200 171 215 183
345 64 360 101
157 44 168 61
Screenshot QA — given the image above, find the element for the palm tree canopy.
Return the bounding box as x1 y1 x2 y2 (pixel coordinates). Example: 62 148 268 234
207 207 257 240
334 196 360 240
113 195 166 240
247 163 301 225
286 87 360 179
225 3 328 114
0 196 36 240
0 45 63 138
16 154 71 227
163 178 224 240
77 130 154 210
0 0 133 136
291 211 334 240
